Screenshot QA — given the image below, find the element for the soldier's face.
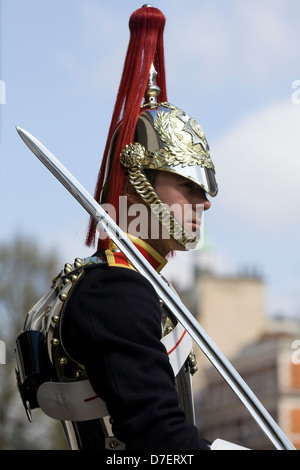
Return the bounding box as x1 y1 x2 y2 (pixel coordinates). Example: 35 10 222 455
152 171 211 254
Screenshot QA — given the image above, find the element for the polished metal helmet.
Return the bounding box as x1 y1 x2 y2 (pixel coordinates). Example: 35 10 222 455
122 102 217 197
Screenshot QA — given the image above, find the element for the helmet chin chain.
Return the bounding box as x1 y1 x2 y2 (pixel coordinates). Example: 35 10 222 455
121 146 198 250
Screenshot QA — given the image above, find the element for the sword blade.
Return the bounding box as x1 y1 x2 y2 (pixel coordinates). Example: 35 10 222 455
16 126 295 450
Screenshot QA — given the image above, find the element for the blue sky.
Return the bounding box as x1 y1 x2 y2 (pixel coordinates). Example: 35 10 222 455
1 0 300 319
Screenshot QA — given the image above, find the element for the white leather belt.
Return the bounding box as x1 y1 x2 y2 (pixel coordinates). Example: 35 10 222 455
37 322 192 421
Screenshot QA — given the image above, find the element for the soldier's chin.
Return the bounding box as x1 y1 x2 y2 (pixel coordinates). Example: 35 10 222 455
168 225 202 252
182 231 202 252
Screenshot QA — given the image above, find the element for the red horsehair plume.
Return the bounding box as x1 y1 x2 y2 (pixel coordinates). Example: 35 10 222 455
86 6 167 249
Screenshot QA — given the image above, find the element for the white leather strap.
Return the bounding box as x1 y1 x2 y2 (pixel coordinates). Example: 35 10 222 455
37 379 108 421
161 322 192 377
37 323 192 421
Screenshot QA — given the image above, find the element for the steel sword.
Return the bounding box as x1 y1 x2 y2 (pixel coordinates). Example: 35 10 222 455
16 126 296 450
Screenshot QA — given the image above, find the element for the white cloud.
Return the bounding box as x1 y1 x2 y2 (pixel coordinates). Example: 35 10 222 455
212 99 300 230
